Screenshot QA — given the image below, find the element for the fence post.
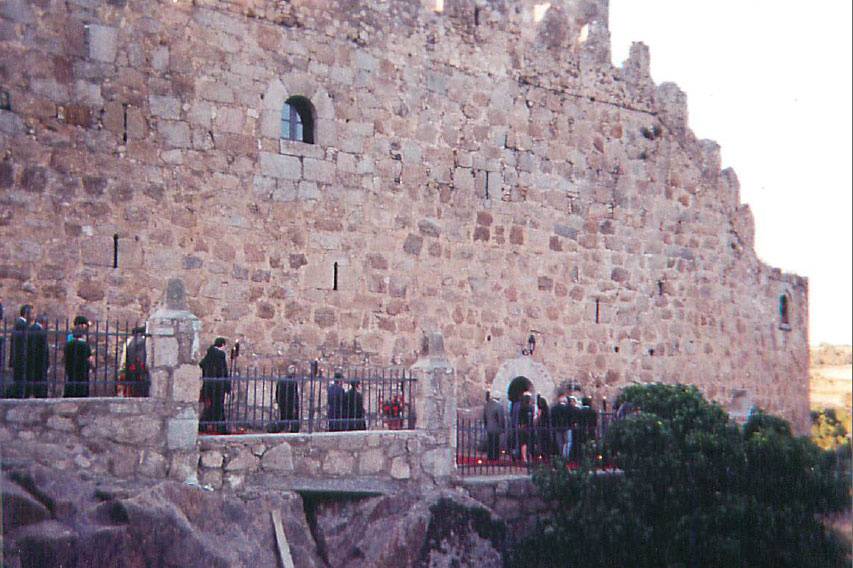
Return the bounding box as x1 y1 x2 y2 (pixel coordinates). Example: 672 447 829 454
410 332 456 484
147 278 203 482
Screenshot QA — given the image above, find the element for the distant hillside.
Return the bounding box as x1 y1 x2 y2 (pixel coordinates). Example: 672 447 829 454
810 345 852 411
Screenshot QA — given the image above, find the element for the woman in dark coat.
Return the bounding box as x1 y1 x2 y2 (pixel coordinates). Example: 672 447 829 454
199 337 230 434
535 396 552 458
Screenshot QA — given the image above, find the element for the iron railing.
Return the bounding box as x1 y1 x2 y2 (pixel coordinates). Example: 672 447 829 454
0 318 145 399
198 364 416 435
456 411 616 476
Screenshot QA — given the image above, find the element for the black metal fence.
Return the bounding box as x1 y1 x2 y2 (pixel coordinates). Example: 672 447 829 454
456 411 616 476
198 364 416 435
0 318 146 399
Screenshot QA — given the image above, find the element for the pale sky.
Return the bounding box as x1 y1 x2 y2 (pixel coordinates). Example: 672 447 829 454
609 0 853 346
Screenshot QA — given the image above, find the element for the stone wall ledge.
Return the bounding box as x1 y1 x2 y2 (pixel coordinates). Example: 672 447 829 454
198 429 422 448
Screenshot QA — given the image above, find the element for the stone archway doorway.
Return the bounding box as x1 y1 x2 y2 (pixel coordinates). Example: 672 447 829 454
507 376 533 403
490 356 556 405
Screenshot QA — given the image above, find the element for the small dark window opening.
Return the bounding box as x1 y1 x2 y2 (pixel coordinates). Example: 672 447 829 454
779 295 790 326
657 280 665 296
112 234 119 269
281 96 315 144
122 103 128 144
613 345 620 353
0 91 10 111
333 262 338 291
594 299 600 324
648 348 655 356
474 6 481 25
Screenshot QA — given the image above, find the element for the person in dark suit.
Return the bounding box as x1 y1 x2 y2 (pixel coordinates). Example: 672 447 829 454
343 380 366 431
327 370 346 432
483 391 506 461
10 305 49 398
64 316 93 398
275 364 300 433
199 337 230 434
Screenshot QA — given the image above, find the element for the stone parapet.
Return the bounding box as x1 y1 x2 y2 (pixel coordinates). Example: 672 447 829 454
197 430 447 494
0 398 195 481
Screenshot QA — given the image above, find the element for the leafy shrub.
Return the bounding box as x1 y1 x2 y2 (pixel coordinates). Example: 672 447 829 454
509 384 850 568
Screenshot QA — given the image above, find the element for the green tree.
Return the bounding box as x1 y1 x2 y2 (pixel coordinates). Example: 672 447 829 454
509 384 850 568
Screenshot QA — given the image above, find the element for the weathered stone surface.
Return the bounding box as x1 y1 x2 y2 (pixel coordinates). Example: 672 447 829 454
0 0 809 432
314 490 505 568
1 465 324 568
87 25 118 62
261 442 294 472
166 418 196 450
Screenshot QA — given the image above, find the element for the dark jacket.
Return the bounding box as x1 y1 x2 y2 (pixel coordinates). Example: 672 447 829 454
199 345 230 393
343 387 366 431
64 334 92 398
484 399 507 434
10 319 49 382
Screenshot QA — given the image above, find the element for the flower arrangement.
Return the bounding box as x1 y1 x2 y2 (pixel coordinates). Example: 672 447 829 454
382 394 404 430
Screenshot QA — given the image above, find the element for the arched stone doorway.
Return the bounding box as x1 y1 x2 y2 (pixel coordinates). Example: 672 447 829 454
490 356 556 404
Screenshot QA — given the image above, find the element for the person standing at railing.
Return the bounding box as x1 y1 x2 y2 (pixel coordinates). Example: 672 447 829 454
9 305 49 399
536 395 552 459
483 391 506 461
198 337 230 434
64 316 93 398
343 380 366 431
327 370 345 432
275 364 300 433
551 395 572 460
517 392 535 464
120 326 149 397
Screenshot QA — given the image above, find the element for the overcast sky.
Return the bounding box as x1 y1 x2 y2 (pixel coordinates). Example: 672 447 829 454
609 0 853 347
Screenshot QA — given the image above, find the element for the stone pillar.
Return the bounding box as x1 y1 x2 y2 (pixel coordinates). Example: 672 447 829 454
147 278 203 482
410 332 456 483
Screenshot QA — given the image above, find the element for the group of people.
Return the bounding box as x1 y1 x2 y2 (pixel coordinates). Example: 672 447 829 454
1 301 149 400
483 390 599 464
0 302 97 399
197 338 367 435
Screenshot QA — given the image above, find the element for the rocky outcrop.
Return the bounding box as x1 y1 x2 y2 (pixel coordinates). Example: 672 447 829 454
1 464 323 568
309 490 506 567
2 463 507 568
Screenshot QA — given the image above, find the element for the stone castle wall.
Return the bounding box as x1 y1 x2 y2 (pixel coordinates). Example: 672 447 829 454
0 0 809 430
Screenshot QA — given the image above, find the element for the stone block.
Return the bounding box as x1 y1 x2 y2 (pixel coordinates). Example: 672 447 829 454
169 451 199 482
200 450 224 469
322 450 355 475
172 364 201 403
259 152 301 180
87 25 118 63
166 418 196 450
149 95 181 119
302 158 335 183
390 457 411 480
261 443 294 472
46 415 75 432
358 448 384 474
224 448 259 472
159 121 191 148
153 337 179 367
5 406 44 425
138 450 168 478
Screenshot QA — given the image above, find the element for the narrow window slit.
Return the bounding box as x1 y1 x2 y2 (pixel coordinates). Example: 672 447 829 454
657 280 664 296
333 262 339 291
594 299 600 324
112 234 119 269
122 103 128 144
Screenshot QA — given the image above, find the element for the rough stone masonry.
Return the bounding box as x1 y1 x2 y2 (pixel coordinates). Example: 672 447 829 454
0 0 809 431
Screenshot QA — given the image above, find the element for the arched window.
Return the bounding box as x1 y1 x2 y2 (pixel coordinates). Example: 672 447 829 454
779 294 790 327
280 96 314 144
